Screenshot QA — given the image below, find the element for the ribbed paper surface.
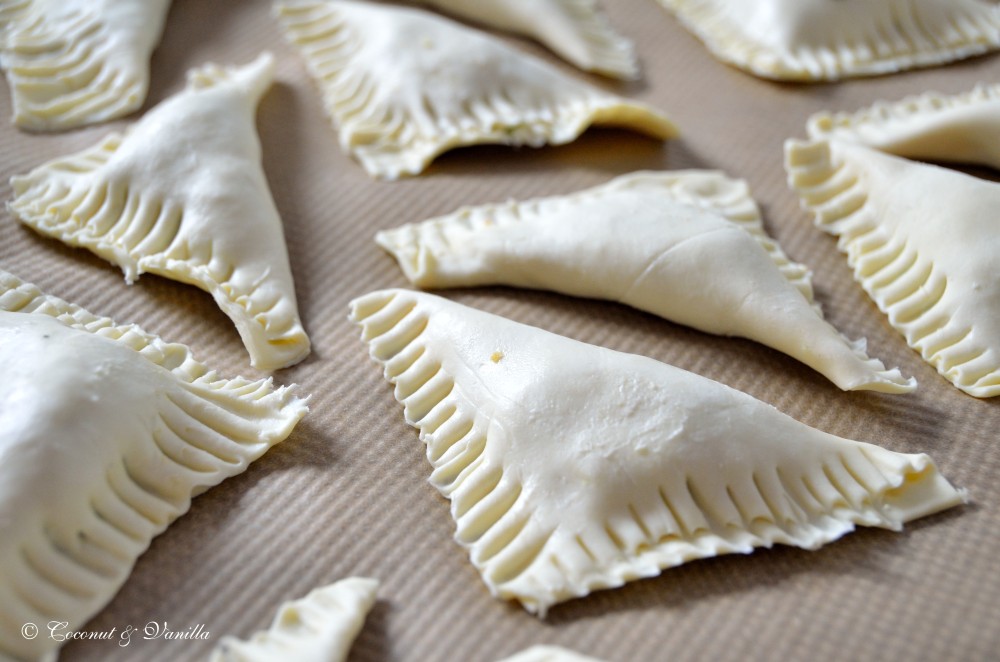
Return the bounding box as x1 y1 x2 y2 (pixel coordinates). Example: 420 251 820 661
1 1 998 660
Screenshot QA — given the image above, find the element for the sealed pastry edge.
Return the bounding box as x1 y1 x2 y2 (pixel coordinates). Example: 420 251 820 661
0 0 172 131
0 267 309 661
349 288 966 617
807 82 1000 168
656 0 1000 81
785 137 1000 398
374 170 916 394
209 577 379 662
6 52 312 371
274 0 677 179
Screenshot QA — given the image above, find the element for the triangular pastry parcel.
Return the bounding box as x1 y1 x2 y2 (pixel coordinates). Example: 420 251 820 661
0 269 308 662
377 171 914 393
274 1 676 179
657 0 1000 81
0 0 172 130
414 0 638 79
497 646 605 662
209 577 378 662
8 53 311 371
786 139 1000 397
350 289 964 616
808 84 1000 170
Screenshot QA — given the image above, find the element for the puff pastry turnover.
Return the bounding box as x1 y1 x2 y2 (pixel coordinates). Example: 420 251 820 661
0 0 171 130
786 138 1000 397
808 83 1000 169
210 577 378 662
350 289 964 616
0 269 308 662
274 0 676 179
377 171 914 393
657 0 1000 81
498 646 604 662
8 53 311 371
413 0 638 79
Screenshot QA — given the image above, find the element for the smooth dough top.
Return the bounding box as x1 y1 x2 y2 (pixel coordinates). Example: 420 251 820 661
351 289 964 616
275 0 676 179
415 0 638 79
807 83 1000 169
376 170 915 393
0 269 308 661
8 53 311 371
496 645 606 662
786 138 1000 397
658 0 1000 81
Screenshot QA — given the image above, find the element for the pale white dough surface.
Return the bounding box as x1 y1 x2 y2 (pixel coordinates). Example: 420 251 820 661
657 0 1000 81
415 0 638 79
786 139 1000 397
0 270 307 662
210 577 378 662
0 1 997 661
0 0 172 130
351 289 962 616
274 0 675 179
376 170 916 393
8 53 310 372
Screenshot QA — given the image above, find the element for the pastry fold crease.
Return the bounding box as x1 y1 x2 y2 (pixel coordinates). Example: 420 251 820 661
377 171 914 393
0 0 172 130
786 138 1000 397
8 53 310 370
275 0 676 179
0 269 308 662
351 289 964 616
416 0 638 79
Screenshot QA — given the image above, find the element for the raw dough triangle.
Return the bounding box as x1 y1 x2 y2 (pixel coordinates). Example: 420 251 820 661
808 84 1000 169
497 646 604 662
657 0 1000 81
376 171 915 393
414 0 638 79
0 0 171 130
0 269 308 662
350 289 964 616
786 138 1000 397
8 53 311 371
210 577 378 662
274 0 676 179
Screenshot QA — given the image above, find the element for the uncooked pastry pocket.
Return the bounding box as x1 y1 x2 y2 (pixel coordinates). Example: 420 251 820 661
0 269 308 662
351 289 964 616
0 0 171 130
8 53 310 371
657 0 1000 81
275 0 676 179
377 171 915 393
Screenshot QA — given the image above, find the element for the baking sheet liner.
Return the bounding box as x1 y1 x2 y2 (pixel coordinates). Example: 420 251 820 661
0 1 998 660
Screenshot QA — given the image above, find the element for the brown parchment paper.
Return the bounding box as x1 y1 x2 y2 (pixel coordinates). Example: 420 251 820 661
2 1 999 660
